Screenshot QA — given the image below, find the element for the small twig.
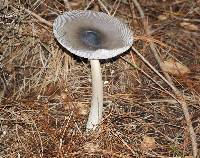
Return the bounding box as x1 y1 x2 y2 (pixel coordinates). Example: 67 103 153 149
131 47 176 92
23 8 53 27
63 0 72 10
132 0 198 157
98 0 110 15
111 0 121 16
111 131 137 156
0 77 5 102
84 0 95 11
120 56 176 100
0 67 10 101
131 0 144 18
173 16 200 23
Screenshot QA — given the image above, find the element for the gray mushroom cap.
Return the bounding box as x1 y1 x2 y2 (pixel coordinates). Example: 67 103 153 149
53 10 133 59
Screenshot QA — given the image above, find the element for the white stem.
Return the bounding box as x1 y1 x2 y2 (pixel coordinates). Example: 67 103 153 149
86 59 103 130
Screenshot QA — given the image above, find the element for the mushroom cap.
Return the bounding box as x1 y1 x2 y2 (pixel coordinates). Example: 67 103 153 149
53 10 133 59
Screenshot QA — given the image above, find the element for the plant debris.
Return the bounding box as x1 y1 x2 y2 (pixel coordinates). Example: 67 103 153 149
0 0 200 157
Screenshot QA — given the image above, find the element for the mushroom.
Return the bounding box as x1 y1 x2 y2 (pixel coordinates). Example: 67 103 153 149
53 10 133 130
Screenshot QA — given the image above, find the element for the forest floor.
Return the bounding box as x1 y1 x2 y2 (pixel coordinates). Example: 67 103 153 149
0 0 200 157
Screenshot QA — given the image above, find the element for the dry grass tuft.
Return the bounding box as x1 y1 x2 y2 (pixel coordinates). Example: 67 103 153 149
0 0 200 157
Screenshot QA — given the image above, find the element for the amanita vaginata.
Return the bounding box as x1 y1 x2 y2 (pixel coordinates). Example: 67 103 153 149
53 10 133 130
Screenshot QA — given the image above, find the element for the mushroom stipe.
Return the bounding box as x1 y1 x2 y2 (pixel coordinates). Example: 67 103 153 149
53 10 133 131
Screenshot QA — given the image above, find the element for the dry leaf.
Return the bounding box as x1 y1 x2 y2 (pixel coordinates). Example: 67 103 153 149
38 29 52 43
140 136 156 151
76 102 88 115
161 59 191 75
0 0 7 10
93 4 100 12
157 14 168 21
68 1 82 9
60 91 69 101
180 22 198 31
84 142 99 153
60 91 73 110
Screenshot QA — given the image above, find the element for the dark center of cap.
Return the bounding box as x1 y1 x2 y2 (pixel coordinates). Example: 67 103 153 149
80 30 101 49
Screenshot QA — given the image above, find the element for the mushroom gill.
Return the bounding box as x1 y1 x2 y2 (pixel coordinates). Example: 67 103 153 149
53 10 133 59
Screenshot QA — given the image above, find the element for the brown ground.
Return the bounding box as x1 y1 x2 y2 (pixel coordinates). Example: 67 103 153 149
0 0 200 157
